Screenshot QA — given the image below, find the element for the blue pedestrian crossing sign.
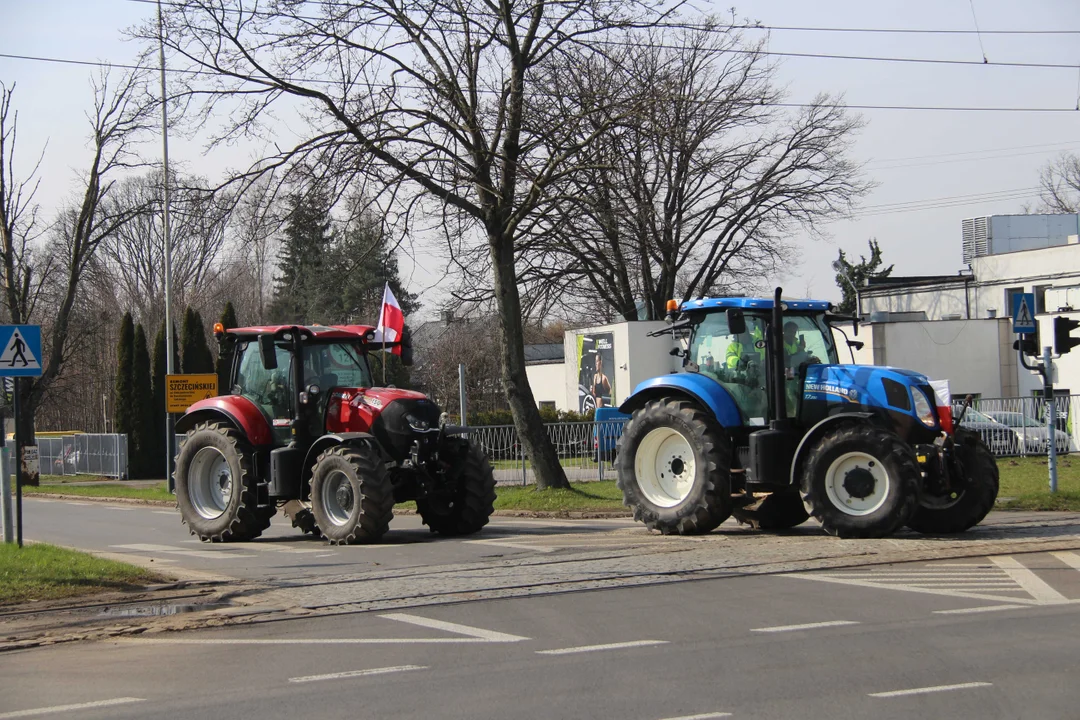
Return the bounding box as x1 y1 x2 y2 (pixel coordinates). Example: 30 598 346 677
0 325 42 377
1012 293 1037 335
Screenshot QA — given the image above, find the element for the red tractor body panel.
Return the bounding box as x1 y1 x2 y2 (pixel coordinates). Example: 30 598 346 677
327 387 429 434
227 324 376 341
182 395 274 446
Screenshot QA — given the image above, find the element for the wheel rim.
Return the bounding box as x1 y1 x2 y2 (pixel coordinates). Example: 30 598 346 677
321 470 355 527
634 427 696 508
188 447 233 520
824 451 890 516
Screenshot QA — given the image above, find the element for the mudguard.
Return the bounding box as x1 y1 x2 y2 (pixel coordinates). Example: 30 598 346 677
619 374 742 428
175 395 273 447
789 411 875 486
302 432 378 478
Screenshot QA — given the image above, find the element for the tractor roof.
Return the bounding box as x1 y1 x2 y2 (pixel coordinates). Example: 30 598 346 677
680 298 832 312
228 324 376 341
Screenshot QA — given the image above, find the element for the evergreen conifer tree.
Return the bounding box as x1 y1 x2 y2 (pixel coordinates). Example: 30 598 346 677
152 323 168 466
131 325 155 478
114 312 135 438
181 307 215 374
216 302 239 392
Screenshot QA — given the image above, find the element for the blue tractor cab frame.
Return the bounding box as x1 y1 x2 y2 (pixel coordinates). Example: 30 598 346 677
615 288 998 539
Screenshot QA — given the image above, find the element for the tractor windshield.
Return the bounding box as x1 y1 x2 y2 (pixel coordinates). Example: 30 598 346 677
303 342 372 391
687 310 838 424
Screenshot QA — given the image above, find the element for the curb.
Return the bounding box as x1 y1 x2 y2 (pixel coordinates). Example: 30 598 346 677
24 493 175 507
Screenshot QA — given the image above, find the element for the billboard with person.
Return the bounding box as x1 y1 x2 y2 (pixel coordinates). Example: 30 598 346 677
577 332 615 412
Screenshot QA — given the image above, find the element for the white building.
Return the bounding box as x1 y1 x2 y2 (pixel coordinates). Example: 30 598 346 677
857 214 1080 398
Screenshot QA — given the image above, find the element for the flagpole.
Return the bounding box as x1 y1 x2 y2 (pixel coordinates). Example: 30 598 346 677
380 284 387 386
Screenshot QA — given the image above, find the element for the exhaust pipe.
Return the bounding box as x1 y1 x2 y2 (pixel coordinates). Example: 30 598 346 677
771 287 787 424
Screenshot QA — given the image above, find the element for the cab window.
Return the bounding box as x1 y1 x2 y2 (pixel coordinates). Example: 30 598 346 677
235 341 294 421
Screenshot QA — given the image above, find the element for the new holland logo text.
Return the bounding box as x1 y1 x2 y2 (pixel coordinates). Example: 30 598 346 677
805 382 858 402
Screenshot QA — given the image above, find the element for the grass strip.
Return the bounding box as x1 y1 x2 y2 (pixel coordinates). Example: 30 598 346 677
24 483 174 503
996 455 1080 510
0 542 163 606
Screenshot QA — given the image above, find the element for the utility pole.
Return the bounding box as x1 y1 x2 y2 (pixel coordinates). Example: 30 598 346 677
158 0 176 493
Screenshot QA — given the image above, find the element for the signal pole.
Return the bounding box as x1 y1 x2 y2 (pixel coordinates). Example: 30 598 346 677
158 0 176 493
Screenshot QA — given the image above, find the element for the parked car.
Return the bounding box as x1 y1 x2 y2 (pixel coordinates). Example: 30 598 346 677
953 405 1020 456
985 411 1070 454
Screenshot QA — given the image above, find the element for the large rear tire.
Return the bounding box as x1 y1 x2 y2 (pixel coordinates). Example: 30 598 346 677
175 421 275 542
417 440 496 536
309 444 394 545
733 491 809 530
800 424 919 539
616 398 733 535
907 429 998 534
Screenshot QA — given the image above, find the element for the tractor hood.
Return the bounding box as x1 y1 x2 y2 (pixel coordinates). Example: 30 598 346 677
803 364 933 413
350 386 429 409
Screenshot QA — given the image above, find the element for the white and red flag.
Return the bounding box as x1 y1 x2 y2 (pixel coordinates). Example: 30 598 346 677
375 283 405 356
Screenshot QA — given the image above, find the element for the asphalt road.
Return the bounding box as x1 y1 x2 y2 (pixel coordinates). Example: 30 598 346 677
5 498 1080 719
21 497 641 580
3 554 1080 719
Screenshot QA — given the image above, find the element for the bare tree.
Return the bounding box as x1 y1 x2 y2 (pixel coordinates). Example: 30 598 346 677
98 170 233 332
538 27 868 320
1036 153 1080 214
148 0 681 489
0 70 155 464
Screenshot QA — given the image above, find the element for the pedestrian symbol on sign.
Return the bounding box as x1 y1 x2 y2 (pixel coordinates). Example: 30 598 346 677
1012 292 1037 335
1016 298 1033 327
0 328 39 370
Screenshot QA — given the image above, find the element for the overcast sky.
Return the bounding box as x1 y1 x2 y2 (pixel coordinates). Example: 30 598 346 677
3 0 1080 318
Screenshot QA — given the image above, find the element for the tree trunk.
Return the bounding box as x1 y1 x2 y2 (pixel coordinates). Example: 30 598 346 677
489 231 569 490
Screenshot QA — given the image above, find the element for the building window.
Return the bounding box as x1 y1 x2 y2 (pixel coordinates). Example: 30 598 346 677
1004 287 1024 316
539 401 556 412
1034 284 1050 314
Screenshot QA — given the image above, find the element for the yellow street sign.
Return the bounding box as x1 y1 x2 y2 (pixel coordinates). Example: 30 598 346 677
166 374 219 413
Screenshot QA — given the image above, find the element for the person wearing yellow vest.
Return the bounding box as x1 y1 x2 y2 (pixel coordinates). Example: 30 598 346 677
725 324 765 371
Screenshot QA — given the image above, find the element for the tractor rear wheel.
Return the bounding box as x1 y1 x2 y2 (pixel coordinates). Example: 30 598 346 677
907 428 998 534
310 444 394 544
733 491 809 530
617 398 733 535
175 421 275 542
417 440 496 536
800 424 919 539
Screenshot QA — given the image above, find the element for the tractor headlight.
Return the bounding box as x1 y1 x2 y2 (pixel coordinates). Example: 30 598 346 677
912 387 936 428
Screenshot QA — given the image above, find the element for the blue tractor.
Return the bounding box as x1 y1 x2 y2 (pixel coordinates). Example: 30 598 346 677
616 289 999 539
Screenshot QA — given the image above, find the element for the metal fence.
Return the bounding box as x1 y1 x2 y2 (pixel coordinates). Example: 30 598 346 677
37 434 128 478
965 395 1078 458
469 419 627 485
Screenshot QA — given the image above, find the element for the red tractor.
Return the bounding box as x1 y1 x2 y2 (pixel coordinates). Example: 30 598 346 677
173 323 496 544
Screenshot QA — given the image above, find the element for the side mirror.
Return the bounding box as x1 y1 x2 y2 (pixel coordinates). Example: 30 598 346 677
726 308 746 336
259 334 278 370
848 340 865 351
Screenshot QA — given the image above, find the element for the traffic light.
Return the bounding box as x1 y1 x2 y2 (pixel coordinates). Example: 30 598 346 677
1013 335 1038 356
1054 316 1080 355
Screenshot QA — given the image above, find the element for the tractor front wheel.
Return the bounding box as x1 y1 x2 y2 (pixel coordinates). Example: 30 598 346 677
417 440 496 536
907 428 998 534
309 444 394 545
616 398 733 535
800 425 919 539
175 421 275 542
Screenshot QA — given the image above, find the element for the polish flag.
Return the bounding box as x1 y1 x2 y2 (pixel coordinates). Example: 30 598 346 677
375 283 405 356
930 379 953 434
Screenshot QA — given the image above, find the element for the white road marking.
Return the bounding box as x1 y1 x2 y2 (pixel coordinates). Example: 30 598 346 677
315 553 335 558
537 640 668 655
464 536 557 553
288 665 426 683
100 506 132 510
869 681 992 698
110 543 256 559
1051 550 1080 572
933 604 1030 615
928 563 995 567
65 502 93 506
791 571 1042 605
152 510 176 515
239 542 328 555
751 620 860 633
489 519 586 528
379 612 530 642
0 697 145 719
659 713 732 720
990 556 1068 604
